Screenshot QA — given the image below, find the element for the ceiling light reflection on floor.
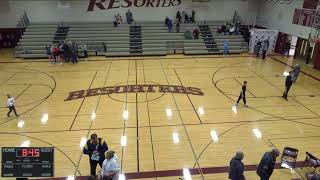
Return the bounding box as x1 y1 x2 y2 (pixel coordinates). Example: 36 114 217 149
252 129 262 139
66 175 75 180
172 132 179 144
183 168 192 180
210 130 219 142
91 112 96 120
166 108 173 117
283 71 290 76
198 107 205 115
41 113 48 124
17 120 24 128
80 137 87 148
232 106 237 114
123 110 129 120
118 174 126 180
20 140 30 147
121 135 127 147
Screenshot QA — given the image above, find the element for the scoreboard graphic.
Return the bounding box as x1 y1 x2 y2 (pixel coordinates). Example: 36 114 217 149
1 147 54 177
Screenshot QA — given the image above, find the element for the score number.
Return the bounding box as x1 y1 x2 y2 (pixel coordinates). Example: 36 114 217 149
18 148 40 158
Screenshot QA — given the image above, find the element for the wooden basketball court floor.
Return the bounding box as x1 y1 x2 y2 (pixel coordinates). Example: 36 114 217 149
0 51 320 180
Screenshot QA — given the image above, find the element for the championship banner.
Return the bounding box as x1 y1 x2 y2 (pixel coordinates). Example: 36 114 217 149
292 9 301 24
303 0 319 9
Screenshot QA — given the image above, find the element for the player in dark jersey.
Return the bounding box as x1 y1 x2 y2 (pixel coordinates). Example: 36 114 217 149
282 72 293 101
236 81 248 107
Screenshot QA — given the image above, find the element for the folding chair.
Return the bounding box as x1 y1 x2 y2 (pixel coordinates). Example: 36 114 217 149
301 152 320 173
281 147 299 169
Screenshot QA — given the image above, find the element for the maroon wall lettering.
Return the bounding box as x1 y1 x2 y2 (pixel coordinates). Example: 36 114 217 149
65 90 86 101
87 0 106 11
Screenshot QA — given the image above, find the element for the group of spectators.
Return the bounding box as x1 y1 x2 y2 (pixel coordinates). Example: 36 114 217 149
217 22 239 35
83 133 120 180
165 10 196 33
113 10 134 27
184 28 200 40
45 41 88 64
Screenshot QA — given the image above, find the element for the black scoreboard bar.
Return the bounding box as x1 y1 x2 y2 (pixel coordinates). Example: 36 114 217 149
1 147 54 177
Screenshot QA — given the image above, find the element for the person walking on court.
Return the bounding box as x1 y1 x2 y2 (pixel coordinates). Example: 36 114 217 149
236 81 248 107
282 72 293 101
292 64 300 83
262 39 269 60
228 151 246 180
257 149 280 180
83 133 108 176
6 94 19 117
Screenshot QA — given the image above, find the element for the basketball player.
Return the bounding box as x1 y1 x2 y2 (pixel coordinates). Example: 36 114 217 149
236 81 248 107
6 94 19 117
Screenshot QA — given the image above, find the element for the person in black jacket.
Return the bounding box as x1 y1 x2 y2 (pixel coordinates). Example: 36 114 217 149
229 151 246 180
236 81 248 107
83 133 108 176
257 149 280 180
282 72 293 101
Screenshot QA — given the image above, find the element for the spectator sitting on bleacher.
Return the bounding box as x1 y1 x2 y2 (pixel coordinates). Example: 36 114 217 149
165 16 169 26
229 26 235 35
168 19 173 32
184 30 192 39
193 28 199 39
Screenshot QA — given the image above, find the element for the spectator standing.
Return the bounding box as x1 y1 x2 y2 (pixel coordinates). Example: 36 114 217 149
83 133 108 176
71 42 78 64
262 39 269 60
126 9 133 24
62 42 70 63
255 41 262 57
228 151 245 180
113 15 118 27
182 11 185 23
165 16 169 26
185 12 189 23
283 41 291 56
176 19 180 33
45 44 52 63
282 72 293 101
192 10 195 23
224 40 229 55
236 81 248 107
51 45 61 64
176 11 181 23
100 151 120 180
292 64 300 83
6 94 19 117
82 42 88 61
168 19 173 32
257 149 280 180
